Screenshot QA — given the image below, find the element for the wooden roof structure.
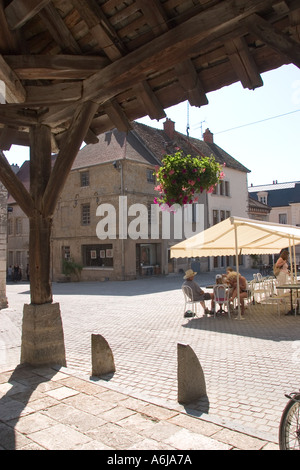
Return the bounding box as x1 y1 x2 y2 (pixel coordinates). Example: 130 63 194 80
0 0 300 150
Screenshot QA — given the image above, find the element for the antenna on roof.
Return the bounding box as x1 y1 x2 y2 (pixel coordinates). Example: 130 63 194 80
186 102 190 137
200 120 206 138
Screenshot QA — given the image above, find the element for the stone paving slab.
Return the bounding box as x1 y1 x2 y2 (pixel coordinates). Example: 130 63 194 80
1 270 299 449
0 364 278 450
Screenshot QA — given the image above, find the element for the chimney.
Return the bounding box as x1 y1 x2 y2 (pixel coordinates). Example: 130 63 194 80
163 118 175 140
203 128 214 144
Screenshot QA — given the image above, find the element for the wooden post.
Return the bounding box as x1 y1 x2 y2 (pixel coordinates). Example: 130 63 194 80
29 124 52 305
1 101 98 366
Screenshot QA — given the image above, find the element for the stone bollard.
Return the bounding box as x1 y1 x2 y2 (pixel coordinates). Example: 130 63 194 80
91 334 116 377
177 342 206 404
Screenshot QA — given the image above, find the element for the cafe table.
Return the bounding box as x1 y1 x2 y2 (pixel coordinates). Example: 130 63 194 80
276 284 300 316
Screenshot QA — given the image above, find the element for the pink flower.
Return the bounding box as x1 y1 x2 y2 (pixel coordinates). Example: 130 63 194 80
182 169 187 174
169 169 175 175
154 197 158 204
207 185 216 193
188 180 196 186
220 171 225 179
154 184 162 192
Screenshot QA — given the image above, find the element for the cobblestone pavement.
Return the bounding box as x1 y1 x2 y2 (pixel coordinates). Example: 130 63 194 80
1 269 300 447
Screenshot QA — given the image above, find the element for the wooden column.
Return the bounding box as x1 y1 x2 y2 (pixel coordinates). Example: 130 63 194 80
29 124 52 305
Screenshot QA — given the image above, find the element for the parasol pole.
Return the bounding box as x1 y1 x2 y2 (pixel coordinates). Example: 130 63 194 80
293 239 297 283
234 223 242 320
288 238 294 283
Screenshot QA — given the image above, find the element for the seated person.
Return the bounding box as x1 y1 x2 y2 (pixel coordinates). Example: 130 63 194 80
226 271 248 315
183 269 215 314
221 266 233 285
214 274 229 314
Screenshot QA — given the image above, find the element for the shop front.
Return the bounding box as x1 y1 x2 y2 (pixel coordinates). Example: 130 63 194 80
136 243 161 276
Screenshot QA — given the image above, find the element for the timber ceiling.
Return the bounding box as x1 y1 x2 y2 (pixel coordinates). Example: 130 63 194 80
0 0 300 152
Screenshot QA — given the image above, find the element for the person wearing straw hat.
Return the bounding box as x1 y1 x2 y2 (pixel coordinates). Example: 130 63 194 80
182 269 215 315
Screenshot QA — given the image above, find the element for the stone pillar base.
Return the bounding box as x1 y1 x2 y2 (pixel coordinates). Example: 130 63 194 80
21 303 66 367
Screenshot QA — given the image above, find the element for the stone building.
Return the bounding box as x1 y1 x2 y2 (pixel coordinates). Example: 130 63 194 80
0 181 8 309
249 181 300 265
7 119 250 281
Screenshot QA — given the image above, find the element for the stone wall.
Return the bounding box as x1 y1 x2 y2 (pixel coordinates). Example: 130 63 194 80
0 182 8 309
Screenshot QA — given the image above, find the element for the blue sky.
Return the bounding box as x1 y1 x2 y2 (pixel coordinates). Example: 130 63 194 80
4 63 300 187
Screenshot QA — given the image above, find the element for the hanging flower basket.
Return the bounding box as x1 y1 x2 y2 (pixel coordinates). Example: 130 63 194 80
154 150 225 207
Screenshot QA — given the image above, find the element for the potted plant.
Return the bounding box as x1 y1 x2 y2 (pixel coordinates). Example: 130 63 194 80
154 150 224 207
62 259 83 282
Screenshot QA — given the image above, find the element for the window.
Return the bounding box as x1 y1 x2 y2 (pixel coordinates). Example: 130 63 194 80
147 169 155 183
219 181 224 196
81 204 90 225
8 218 13 236
212 210 219 225
279 213 287 224
80 171 90 187
259 196 267 205
225 181 230 196
62 246 71 260
15 218 22 235
82 244 113 267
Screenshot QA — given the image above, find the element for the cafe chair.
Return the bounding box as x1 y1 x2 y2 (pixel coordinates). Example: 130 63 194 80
182 285 199 317
263 295 288 316
213 284 231 319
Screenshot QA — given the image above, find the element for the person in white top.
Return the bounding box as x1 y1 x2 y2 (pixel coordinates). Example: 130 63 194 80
275 250 290 286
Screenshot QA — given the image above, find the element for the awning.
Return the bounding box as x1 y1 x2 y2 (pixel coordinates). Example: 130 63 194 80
171 216 300 258
171 216 300 320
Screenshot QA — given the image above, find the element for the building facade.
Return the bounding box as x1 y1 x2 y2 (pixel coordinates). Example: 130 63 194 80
249 181 300 265
7 119 250 281
0 181 8 308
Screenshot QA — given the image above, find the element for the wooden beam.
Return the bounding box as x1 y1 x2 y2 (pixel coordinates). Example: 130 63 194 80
25 81 82 106
136 81 166 120
84 128 99 145
0 0 18 52
71 0 124 60
225 37 263 89
4 55 109 80
243 13 300 68
43 101 99 217
0 126 28 149
83 0 278 104
0 55 26 103
38 3 82 54
135 0 169 36
175 59 208 107
0 149 35 217
5 0 51 30
104 99 132 132
0 106 38 127
290 8 300 42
